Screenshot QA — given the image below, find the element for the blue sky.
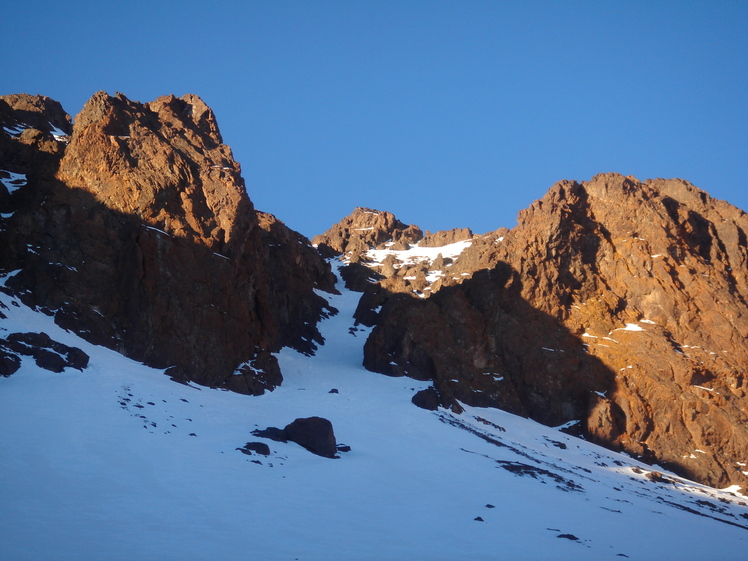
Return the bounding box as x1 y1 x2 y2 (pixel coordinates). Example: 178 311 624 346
3 1 746 238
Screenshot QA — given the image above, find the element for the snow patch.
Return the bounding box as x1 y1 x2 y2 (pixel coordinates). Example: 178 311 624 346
145 225 169 236
615 323 646 332
2 124 29 136
365 238 472 267
0 170 27 193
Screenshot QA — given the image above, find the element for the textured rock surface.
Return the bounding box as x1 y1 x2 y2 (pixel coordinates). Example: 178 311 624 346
315 207 474 298
419 227 473 248
363 173 748 488
312 207 423 258
0 92 336 393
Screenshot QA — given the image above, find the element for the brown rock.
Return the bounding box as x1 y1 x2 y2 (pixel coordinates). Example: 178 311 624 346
419 227 473 247
0 94 72 137
312 207 423 260
315 209 479 301
0 92 336 393
365 265 611 425
364 173 748 488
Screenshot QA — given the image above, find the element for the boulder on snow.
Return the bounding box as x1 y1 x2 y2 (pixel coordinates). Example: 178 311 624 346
237 442 271 456
283 416 338 458
0 349 21 377
412 387 440 411
251 426 288 443
34 349 67 373
0 332 89 373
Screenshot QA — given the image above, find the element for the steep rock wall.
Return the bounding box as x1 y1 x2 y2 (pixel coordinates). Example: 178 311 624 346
0 92 336 393
364 173 748 488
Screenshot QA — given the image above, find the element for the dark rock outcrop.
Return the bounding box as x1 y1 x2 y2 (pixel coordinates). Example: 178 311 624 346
252 417 339 458
411 387 441 411
338 262 383 292
0 92 336 393
365 265 609 424
0 349 22 376
283 416 338 458
251 426 288 443
0 332 89 373
363 173 748 488
237 442 271 456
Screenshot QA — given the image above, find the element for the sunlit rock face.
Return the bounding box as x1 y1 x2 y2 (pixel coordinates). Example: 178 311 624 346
357 173 748 488
0 92 336 393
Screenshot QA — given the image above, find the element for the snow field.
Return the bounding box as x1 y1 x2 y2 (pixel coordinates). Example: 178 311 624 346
0 265 747 560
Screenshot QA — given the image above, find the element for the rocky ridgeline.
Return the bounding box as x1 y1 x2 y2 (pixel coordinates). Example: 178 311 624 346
0 92 336 394
353 173 748 489
5 91 748 492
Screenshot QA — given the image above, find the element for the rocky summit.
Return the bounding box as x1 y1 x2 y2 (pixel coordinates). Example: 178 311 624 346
345 173 748 488
0 92 336 394
3 91 748 493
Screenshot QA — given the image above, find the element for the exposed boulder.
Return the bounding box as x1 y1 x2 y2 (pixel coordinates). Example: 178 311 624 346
411 387 440 411
237 442 271 456
252 417 339 458
283 416 338 458
0 332 89 373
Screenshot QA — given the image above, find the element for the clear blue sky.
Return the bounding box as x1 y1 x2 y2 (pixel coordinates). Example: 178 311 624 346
3 1 746 238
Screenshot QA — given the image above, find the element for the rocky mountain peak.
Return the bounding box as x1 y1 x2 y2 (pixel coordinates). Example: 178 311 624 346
1 91 335 394
0 94 71 186
312 207 423 258
57 91 251 252
361 173 748 488
0 93 71 136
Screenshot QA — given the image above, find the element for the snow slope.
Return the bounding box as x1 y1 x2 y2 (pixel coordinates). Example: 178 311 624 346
1 264 747 560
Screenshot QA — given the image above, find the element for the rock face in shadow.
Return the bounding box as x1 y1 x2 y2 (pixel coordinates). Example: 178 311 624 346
0 332 89 374
0 92 336 393
364 173 748 489
364 264 612 425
